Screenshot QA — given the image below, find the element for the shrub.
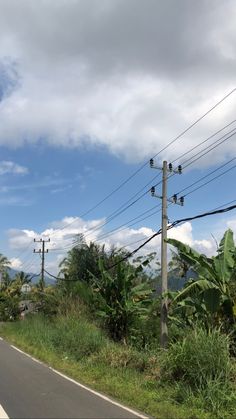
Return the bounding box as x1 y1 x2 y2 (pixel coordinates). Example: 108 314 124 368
161 328 231 388
161 328 235 415
93 343 149 371
49 316 107 360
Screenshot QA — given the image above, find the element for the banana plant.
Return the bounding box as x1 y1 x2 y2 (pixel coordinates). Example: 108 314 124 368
91 258 153 343
167 229 236 326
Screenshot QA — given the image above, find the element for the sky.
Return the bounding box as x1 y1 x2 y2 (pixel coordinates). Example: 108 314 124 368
0 0 236 276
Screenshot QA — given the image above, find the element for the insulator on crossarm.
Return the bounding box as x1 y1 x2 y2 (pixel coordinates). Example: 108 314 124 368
151 186 155 196
180 196 184 206
172 194 177 204
178 165 182 174
168 163 173 172
150 158 154 168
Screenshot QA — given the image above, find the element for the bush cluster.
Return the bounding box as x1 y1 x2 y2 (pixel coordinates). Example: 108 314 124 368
161 328 235 414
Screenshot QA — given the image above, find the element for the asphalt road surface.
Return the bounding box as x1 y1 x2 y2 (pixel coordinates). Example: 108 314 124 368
0 338 148 419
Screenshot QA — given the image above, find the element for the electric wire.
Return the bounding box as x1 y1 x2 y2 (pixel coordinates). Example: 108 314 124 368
182 129 236 169
11 91 236 268
95 204 162 243
68 130 236 246
48 125 234 249
44 202 236 279
13 240 34 261
52 130 236 257
107 203 236 269
171 119 236 165
47 89 236 239
25 95 236 257
175 157 236 196
183 164 236 198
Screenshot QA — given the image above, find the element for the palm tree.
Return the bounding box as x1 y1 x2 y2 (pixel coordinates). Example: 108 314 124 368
14 271 31 285
0 253 10 273
0 254 10 290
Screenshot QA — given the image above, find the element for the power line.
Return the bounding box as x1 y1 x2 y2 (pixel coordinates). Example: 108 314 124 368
182 129 236 169
78 128 236 244
20 255 37 272
10 91 236 269
13 240 34 261
44 202 236 280
175 157 236 196
32 107 236 260
213 199 236 211
48 89 236 239
95 204 161 242
183 163 236 198
107 203 236 269
171 119 236 165
47 129 233 252
50 136 236 256
79 88 236 219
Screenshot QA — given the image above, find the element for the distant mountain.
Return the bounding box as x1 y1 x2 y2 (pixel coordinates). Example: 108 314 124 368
169 268 197 291
154 268 197 294
7 268 55 285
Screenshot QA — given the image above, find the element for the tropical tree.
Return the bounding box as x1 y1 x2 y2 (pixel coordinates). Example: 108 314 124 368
0 253 21 319
59 236 105 284
14 271 31 285
167 229 236 330
0 253 11 291
0 253 10 273
91 258 153 343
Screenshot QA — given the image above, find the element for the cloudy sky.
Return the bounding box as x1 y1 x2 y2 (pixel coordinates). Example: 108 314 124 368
0 0 236 276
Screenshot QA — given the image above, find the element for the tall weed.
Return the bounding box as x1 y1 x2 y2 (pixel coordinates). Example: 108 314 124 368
161 328 231 387
50 315 107 360
161 328 235 415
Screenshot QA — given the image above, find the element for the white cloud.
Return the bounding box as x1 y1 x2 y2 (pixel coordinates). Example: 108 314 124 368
9 257 23 270
7 214 220 274
227 219 236 232
0 161 28 175
0 1 235 164
8 229 35 250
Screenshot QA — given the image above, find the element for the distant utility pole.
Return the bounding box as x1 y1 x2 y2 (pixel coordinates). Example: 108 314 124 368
150 159 184 348
34 238 50 290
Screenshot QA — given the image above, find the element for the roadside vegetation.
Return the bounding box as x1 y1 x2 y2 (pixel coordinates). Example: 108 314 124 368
1 230 236 418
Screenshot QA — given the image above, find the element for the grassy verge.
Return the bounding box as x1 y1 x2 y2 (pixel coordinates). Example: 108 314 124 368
0 316 222 419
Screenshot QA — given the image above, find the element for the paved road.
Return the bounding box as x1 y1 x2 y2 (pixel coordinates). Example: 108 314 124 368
0 338 147 419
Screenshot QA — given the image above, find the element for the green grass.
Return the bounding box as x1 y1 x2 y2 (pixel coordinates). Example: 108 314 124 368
161 328 236 416
0 316 230 419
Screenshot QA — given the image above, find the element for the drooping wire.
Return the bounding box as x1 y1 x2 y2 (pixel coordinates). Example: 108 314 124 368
45 202 236 278
107 203 236 269
48 89 236 238
64 130 236 248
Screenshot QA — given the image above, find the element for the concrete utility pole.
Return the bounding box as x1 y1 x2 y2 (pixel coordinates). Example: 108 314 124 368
34 238 50 290
161 161 168 348
150 159 183 348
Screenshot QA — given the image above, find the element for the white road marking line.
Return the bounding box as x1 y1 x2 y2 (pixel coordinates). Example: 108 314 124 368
9 342 148 418
0 404 9 418
50 367 148 419
10 345 42 365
